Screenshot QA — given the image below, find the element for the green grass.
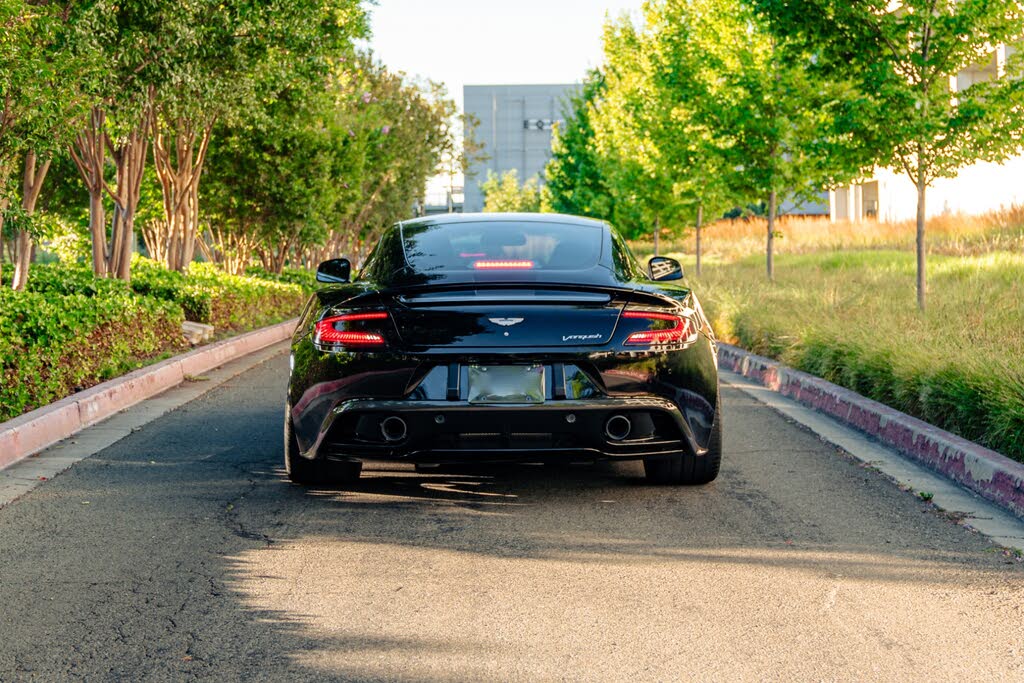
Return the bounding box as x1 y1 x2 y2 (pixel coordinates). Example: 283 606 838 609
681 250 1024 462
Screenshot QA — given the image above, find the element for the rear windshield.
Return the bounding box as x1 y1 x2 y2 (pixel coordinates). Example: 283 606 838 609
400 221 604 274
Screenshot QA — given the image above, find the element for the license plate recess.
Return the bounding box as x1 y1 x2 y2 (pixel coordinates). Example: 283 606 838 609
467 365 545 404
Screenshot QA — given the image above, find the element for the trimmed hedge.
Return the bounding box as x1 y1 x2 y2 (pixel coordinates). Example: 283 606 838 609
0 287 185 421
1 259 312 421
246 265 319 290
132 258 307 331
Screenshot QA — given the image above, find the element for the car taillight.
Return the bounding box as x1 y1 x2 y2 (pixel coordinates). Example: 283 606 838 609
473 260 534 270
622 310 697 346
314 311 389 348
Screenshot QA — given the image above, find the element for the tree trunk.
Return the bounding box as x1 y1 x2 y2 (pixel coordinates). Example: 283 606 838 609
71 103 150 282
70 107 109 277
653 216 660 257
11 151 51 291
108 124 149 282
0 194 8 286
11 230 31 291
916 175 927 311
695 203 704 277
152 115 213 272
88 192 107 275
766 190 777 282
141 218 168 265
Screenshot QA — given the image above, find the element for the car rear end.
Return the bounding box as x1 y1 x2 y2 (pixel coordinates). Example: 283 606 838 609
287 215 719 472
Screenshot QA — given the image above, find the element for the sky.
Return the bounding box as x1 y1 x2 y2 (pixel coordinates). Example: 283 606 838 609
366 0 643 111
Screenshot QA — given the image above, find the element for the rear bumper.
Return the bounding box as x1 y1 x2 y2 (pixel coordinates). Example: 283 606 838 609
303 397 703 464
288 331 720 465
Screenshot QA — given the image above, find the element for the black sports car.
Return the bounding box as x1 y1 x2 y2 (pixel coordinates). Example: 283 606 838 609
285 213 722 485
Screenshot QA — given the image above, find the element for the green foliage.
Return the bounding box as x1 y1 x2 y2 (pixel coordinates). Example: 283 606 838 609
23 261 132 298
0 202 41 240
690 249 1024 462
246 266 318 291
676 0 847 203
558 1 863 251
37 214 91 265
203 52 451 267
1 257 314 419
544 70 618 225
130 258 307 331
752 0 1024 186
592 16 682 238
0 285 185 421
0 0 104 189
752 0 1024 305
4 1 441 281
480 170 544 213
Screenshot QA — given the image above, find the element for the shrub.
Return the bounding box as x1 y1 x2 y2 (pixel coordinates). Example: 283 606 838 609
2 259 313 421
25 262 132 298
0 287 185 421
246 265 319 290
132 257 308 331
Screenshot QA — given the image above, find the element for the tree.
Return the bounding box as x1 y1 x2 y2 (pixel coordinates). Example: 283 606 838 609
68 2 169 282
753 0 1024 308
545 70 618 224
321 60 451 265
678 0 852 280
436 102 488 210
637 2 738 276
202 70 356 274
592 15 686 250
147 0 367 272
202 53 451 273
64 0 367 280
590 8 733 272
0 0 102 289
480 170 543 213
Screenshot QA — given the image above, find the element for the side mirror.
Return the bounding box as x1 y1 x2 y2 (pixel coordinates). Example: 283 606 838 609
316 258 351 284
648 256 683 281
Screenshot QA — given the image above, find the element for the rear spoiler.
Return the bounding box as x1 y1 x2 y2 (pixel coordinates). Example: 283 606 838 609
398 288 613 306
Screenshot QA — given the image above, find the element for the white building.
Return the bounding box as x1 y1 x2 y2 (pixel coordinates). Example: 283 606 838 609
831 44 1023 222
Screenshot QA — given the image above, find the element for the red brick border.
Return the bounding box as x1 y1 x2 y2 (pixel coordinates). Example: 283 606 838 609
0 319 297 470
719 343 1024 520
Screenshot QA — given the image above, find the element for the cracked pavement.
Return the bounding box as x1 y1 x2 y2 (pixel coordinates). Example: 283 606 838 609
1 354 1023 681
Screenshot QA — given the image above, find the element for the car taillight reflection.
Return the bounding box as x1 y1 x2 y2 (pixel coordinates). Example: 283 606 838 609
622 310 696 346
315 312 389 348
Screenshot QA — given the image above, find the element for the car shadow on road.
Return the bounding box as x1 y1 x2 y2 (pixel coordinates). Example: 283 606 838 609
240 456 1020 578
203 453 1024 680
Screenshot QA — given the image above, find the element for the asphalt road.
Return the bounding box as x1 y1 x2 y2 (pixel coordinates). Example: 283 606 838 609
1 353 1023 682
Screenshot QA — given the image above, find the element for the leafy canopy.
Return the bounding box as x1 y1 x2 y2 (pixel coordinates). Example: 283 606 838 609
750 0 1024 187
480 170 544 213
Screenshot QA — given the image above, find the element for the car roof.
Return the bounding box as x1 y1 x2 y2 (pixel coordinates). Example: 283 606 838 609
397 212 607 229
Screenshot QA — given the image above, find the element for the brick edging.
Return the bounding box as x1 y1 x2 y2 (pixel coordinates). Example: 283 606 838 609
0 319 298 470
718 343 1024 519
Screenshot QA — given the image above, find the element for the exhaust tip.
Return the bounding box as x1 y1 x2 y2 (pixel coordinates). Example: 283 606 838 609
380 416 408 442
605 414 632 441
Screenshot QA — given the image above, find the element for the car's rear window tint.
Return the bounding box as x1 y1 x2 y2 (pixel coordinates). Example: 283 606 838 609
400 221 603 274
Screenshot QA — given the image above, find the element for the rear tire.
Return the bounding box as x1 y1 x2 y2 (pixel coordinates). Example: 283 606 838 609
644 391 722 486
284 411 361 485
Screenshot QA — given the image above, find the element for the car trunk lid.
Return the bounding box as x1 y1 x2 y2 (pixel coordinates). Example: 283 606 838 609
390 287 624 349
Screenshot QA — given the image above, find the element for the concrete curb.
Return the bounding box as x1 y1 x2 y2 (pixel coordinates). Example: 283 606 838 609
0 319 298 471
718 343 1024 520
